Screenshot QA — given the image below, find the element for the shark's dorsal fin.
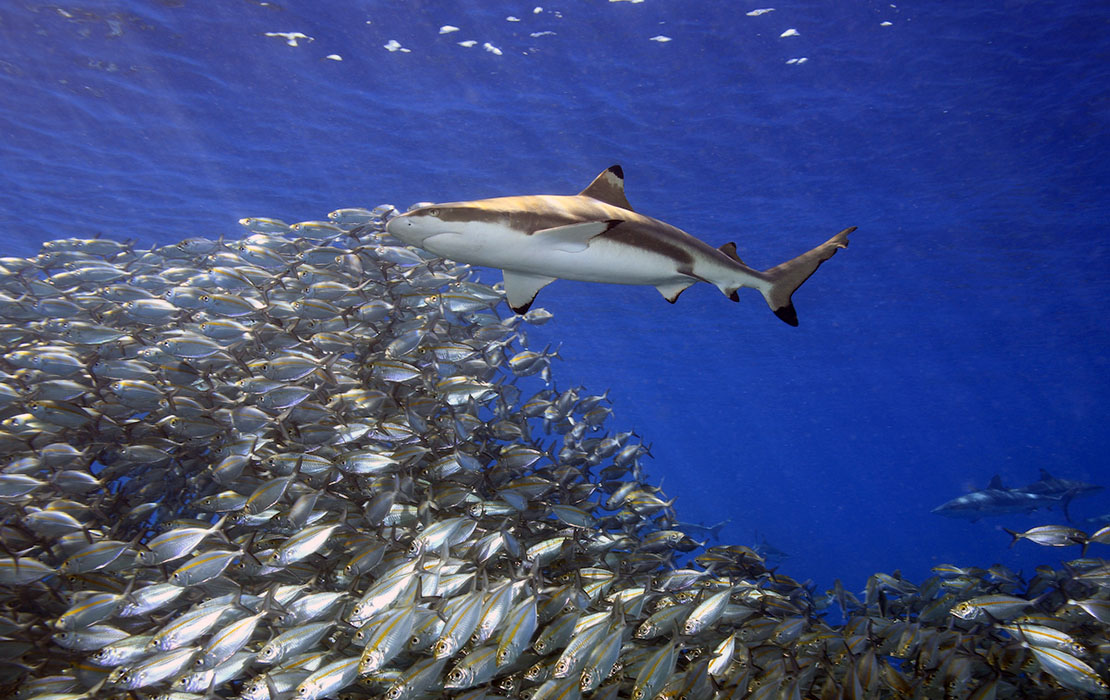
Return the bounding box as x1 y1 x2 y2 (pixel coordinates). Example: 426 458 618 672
987 475 1005 490
1038 468 1053 481
718 242 745 265
503 271 557 314
579 165 634 211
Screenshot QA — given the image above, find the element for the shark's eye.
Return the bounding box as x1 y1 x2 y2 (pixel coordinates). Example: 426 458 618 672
428 208 439 216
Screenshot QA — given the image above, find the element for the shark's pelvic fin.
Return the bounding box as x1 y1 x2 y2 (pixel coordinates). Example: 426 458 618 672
533 220 622 253
503 270 557 314
760 226 855 326
579 165 635 211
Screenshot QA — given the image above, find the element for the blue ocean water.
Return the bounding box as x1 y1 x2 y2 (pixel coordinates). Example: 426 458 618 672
1 0 1107 596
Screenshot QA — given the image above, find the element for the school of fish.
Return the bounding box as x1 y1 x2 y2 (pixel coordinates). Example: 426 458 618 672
0 205 1107 699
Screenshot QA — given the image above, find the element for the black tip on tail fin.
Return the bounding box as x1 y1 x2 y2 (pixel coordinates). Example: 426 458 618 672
773 304 799 327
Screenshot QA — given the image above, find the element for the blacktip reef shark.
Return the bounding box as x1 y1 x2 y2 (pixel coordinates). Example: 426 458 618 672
385 165 854 324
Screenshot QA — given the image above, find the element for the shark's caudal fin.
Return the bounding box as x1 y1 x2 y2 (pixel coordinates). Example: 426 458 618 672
759 227 855 326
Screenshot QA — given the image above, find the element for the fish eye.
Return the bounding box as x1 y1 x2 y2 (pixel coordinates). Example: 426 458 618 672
200 295 211 302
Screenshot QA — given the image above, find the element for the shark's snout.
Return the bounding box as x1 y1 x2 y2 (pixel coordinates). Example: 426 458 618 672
385 213 423 245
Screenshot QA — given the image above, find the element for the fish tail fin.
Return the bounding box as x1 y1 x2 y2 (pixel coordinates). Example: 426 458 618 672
1062 487 1078 524
759 227 854 326
1003 528 1021 548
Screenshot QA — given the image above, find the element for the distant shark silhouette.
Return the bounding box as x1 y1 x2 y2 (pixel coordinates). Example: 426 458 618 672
1022 468 1104 502
931 471 1103 522
386 166 853 324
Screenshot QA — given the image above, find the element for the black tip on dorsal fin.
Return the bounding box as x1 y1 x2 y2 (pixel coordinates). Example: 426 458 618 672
579 165 634 211
988 475 1005 490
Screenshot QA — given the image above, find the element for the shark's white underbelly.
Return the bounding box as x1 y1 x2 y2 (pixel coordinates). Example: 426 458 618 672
423 229 694 286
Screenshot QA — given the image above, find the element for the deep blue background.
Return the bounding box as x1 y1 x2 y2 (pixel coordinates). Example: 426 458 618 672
2 0 1107 593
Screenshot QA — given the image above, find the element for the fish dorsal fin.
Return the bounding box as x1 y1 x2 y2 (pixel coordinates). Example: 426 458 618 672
1038 468 1053 480
579 165 634 211
987 475 1005 490
718 242 745 265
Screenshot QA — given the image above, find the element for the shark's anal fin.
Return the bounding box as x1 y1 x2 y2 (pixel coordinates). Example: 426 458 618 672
503 271 557 314
533 220 622 253
578 165 634 211
655 279 696 304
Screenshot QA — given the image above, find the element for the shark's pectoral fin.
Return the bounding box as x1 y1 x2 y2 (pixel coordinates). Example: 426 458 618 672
503 270 557 314
533 220 622 253
655 279 696 304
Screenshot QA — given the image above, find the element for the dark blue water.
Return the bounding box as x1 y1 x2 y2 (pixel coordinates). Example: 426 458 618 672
2 0 1107 594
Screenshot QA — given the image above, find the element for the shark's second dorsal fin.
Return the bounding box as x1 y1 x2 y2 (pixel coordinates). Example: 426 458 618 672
988 475 1005 490
718 242 745 266
579 165 634 211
